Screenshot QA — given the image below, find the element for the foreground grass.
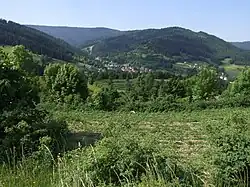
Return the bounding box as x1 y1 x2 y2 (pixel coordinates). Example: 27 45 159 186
1 107 250 186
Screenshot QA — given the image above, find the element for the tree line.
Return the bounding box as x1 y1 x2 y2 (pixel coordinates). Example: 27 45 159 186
0 19 76 61
2 45 250 164
90 27 250 66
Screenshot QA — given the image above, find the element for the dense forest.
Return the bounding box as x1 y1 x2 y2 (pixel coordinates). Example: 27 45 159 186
0 19 76 60
232 41 250 50
4 19 250 71
88 27 250 67
27 25 123 46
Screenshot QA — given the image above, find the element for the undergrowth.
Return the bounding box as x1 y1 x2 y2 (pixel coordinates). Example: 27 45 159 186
1 107 250 186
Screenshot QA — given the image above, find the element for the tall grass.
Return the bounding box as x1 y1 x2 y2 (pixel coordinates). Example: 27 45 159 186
0 147 203 187
2 107 250 186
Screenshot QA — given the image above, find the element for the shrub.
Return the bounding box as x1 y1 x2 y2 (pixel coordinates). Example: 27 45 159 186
230 68 250 96
0 107 68 162
190 67 220 100
146 96 184 112
121 95 185 112
210 113 250 185
43 63 88 104
0 48 69 162
91 88 121 111
63 135 202 186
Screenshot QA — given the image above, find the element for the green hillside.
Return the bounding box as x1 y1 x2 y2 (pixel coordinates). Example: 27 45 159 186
0 19 77 61
89 27 250 68
0 45 68 64
27 25 123 46
232 41 250 50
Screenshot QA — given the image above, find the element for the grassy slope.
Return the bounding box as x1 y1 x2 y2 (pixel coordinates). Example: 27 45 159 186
90 27 250 67
0 20 77 61
1 107 249 186
220 58 249 80
223 64 247 79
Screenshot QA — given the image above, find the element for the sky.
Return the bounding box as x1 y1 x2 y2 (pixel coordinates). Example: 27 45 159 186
1 0 250 42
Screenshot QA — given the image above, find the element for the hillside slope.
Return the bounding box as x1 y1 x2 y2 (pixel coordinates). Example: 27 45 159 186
89 27 250 68
27 25 123 46
0 19 76 61
232 41 250 50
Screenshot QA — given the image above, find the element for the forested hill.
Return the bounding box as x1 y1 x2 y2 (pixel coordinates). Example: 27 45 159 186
0 19 76 61
27 25 123 46
89 27 250 66
232 41 250 50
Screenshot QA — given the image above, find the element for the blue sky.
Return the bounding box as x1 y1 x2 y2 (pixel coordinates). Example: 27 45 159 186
1 0 249 41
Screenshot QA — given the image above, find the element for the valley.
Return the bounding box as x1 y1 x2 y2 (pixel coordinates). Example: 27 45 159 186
1 12 250 187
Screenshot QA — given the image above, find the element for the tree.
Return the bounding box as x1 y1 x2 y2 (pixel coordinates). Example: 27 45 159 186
88 72 95 85
0 48 68 161
0 48 39 112
230 68 250 95
163 77 186 98
0 19 75 61
108 75 114 90
191 67 220 100
92 87 120 111
132 74 148 101
43 63 88 103
144 73 155 93
7 45 43 75
125 76 132 91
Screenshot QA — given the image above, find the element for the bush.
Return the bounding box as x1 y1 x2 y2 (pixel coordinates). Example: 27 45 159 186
210 113 250 185
42 63 88 104
63 135 202 186
0 107 68 162
146 96 185 112
230 68 250 96
0 49 69 162
86 137 165 184
190 67 220 100
90 88 121 111
121 95 184 112
184 94 250 111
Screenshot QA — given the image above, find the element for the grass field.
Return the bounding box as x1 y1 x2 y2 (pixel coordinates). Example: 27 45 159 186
223 64 247 71
222 64 248 80
1 107 250 186
175 60 248 81
95 79 131 91
220 57 249 80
